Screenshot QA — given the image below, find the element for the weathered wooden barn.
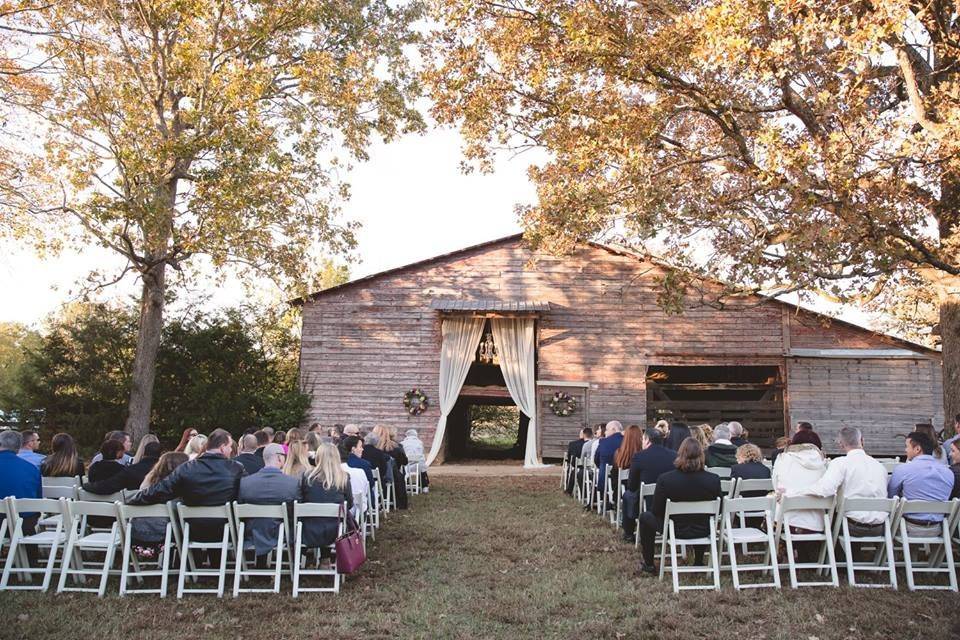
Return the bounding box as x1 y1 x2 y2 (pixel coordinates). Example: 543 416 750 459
295 234 943 459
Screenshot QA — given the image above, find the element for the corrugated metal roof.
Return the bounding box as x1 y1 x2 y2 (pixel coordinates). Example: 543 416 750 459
429 298 551 312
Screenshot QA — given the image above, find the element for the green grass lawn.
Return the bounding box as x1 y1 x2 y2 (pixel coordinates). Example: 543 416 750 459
2 475 959 639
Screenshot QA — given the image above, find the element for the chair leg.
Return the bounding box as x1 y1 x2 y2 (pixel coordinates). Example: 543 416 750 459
883 522 897 590
784 527 798 589
177 526 190 599
56 531 76 593
232 525 244 598
900 521 916 591
944 522 958 592
217 526 229 598
292 524 302 598
841 520 856 587
669 528 680 593
99 538 118 597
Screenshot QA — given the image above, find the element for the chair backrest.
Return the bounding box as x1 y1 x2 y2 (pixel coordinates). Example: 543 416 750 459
118 503 172 521
293 501 343 519
618 467 630 483
42 476 80 488
779 495 835 513
723 495 776 517
65 500 121 520
897 499 955 516
42 485 78 500
879 460 901 473
720 479 736 496
664 498 721 517
638 482 656 498
734 478 774 496
121 489 140 503
232 502 286 519
706 466 731 478
176 503 233 521
838 496 898 516
9 497 65 518
78 489 125 503
761 459 773 469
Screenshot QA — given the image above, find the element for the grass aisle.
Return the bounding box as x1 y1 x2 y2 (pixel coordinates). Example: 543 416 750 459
2 475 960 639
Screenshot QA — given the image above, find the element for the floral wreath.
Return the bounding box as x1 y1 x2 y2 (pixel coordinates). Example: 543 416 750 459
549 391 577 417
403 388 429 415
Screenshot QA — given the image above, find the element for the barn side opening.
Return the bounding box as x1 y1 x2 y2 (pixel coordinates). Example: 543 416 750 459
646 365 785 447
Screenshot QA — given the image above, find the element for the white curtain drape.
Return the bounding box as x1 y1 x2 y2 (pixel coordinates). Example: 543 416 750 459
425 316 485 466
491 317 545 468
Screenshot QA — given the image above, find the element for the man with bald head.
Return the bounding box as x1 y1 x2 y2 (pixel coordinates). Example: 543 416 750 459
234 434 264 475
594 420 625 493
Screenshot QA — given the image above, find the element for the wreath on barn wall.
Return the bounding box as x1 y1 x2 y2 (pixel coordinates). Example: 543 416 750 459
549 392 578 417
403 388 429 416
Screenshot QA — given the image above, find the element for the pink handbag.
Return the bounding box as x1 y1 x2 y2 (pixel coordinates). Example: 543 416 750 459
335 506 366 574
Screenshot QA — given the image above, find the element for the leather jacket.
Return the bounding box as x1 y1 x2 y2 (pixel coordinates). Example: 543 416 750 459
128 452 245 506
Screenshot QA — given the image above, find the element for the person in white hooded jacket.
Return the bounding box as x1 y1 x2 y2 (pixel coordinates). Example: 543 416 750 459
772 440 828 532
400 429 429 493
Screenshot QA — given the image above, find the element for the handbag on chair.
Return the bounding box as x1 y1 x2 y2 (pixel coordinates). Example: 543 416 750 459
335 506 366 574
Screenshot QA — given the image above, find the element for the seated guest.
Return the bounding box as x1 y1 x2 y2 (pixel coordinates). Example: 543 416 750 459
888 431 955 536
342 435 375 491
705 424 738 468
689 424 710 450
327 426 342 444
300 443 353 551
128 429 246 544
772 434 827 558
274 430 287 449
238 443 300 564
17 430 45 468
614 425 643 471
637 437 722 574
253 429 271 460
581 423 604 465
84 441 162 494
131 434 159 465
130 452 189 558
401 428 430 493
951 439 960 500
564 427 593 495
283 440 313 478
184 433 207 460
343 424 360 437
286 427 305 450
340 445 370 514
90 430 133 465
40 433 84 478
594 420 624 489
728 422 749 447
234 434 265 475
792 422 822 449
769 435 791 467
305 432 322 462
622 428 676 541
88 439 129 483
730 444 771 496
914 423 948 465
174 427 198 453
362 431 390 485
784 427 887 536
664 421 691 451
943 414 960 465
374 425 409 509
0 431 42 559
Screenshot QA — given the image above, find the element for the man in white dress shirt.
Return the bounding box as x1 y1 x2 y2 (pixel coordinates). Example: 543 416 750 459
785 426 889 536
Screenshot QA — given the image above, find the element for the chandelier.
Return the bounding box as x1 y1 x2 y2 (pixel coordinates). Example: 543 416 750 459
477 332 498 364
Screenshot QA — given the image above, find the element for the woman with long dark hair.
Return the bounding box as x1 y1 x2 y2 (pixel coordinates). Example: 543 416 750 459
40 433 84 477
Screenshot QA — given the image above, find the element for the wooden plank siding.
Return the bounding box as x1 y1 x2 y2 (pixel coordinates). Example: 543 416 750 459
299 236 942 459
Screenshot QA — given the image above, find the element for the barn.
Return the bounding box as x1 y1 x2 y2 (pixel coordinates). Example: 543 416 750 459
294 234 943 463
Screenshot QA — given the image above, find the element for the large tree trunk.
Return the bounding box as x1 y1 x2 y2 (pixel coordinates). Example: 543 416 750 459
124 262 166 442
940 298 960 436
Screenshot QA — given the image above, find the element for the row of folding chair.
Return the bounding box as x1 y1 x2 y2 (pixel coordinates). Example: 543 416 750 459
0 496 349 598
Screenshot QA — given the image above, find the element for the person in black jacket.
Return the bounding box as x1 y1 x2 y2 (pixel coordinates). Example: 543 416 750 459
87 439 128 484
83 442 162 495
664 421 691 451
637 437 722 574
234 434 265 475
621 428 676 541
730 443 771 496
565 427 593 494
299 443 353 552
128 428 245 545
361 432 390 485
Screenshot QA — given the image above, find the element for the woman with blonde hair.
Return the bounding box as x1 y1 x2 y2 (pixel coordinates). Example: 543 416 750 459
373 424 410 509
689 425 710 450
283 439 313 477
730 443 771 496
300 443 353 549
174 427 198 452
132 434 160 465
183 433 207 460
132 451 189 558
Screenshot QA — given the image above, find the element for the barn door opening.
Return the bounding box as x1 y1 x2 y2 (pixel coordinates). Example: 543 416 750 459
645 365 785 447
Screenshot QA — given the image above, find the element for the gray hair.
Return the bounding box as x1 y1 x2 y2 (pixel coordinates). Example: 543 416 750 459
239 434 258 452
364 432 379 446
262 443 285 466
713 424 732 442
837 426 862 450
0 429 22 452
606 420 623 434
727 421 744 437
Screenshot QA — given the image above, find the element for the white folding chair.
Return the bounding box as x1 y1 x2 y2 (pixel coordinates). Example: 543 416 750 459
117 502 177 597
658 498 722 592
560 453 569 490
370 469 384 526
892 499 958 591
831 497 898 589
719 496 780 590
732 478 774 554
42 476 81 488
719 478 736 497
232 502 291 596
875 458 901 474
612 468 629 528
706 466 731 478
761 459 773 469
405 463 422 495
78 489 125 503
634 483 657 548
175 503 236 598
291 501 344 596
57 500 123 596
1 497 67 591
42 485 78 500
774 495 839 588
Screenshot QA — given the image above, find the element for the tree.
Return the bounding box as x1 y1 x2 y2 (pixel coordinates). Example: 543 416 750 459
4 1 424 441
0 322 42 421
426 0 960 429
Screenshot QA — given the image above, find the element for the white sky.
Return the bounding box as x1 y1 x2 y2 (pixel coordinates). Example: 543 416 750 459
0 124 885 334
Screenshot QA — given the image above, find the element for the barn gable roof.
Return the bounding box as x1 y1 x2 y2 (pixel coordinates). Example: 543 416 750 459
292 233 939 356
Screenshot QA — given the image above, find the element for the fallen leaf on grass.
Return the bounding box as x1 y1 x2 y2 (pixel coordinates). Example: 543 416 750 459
815 614 825 623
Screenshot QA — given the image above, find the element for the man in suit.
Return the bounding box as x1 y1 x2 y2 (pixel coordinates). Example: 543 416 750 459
83 441 162 494
593 420 624 493
234 434 265 475
621 428 676 541
238 443 300 565
252 429 271 461
564 427 593 495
